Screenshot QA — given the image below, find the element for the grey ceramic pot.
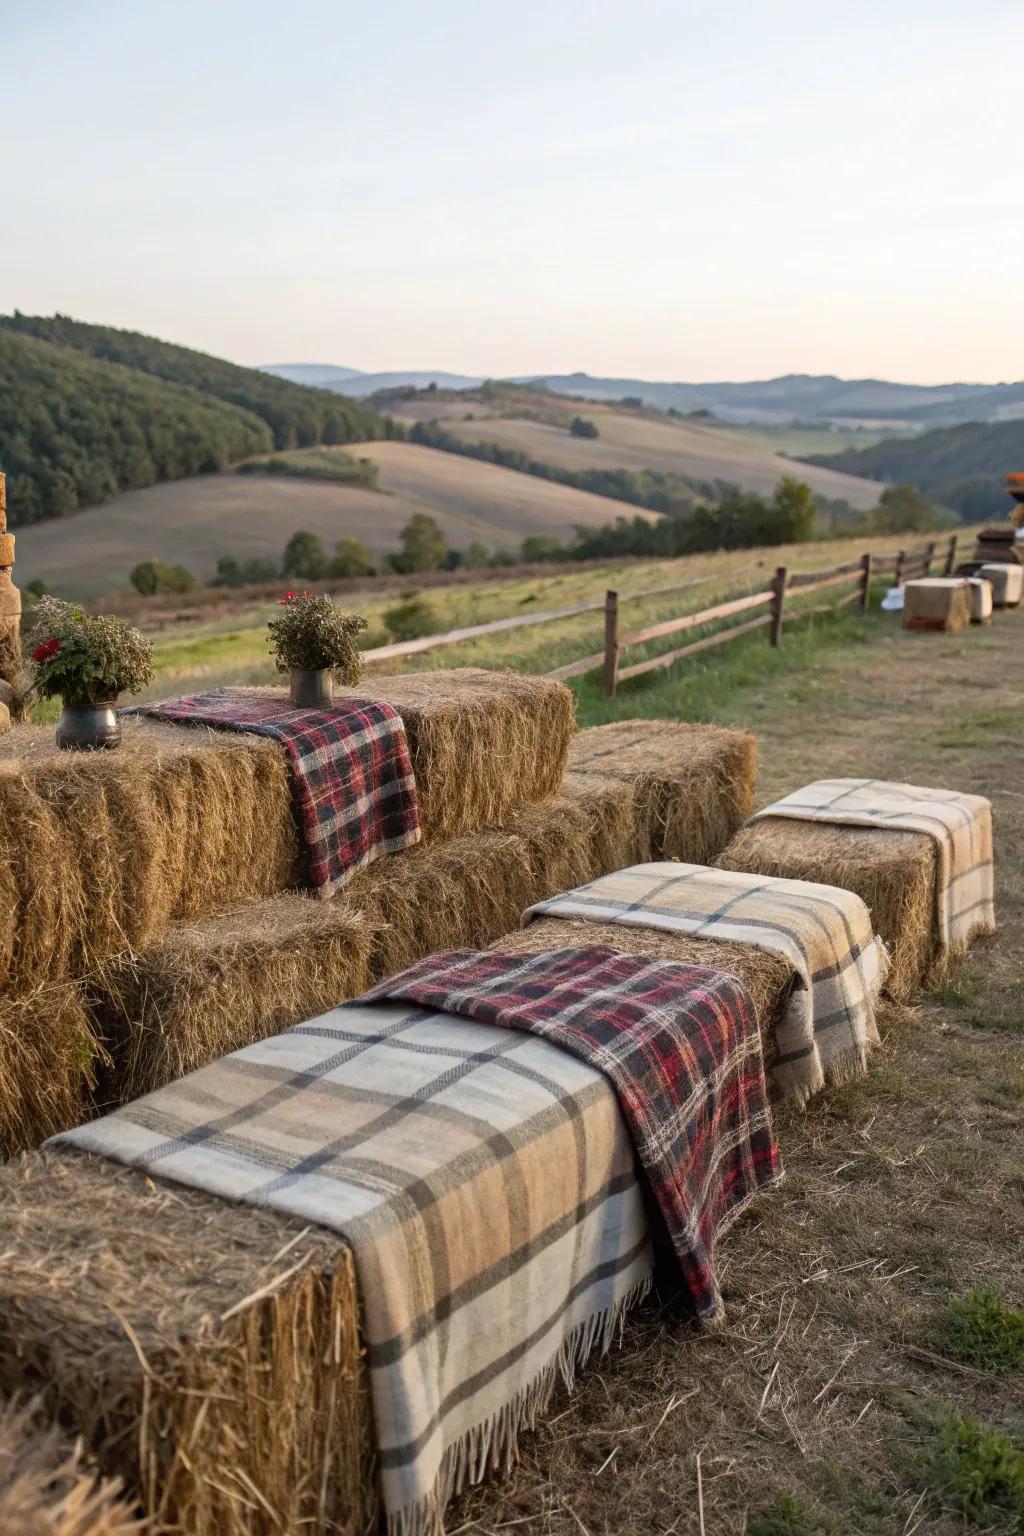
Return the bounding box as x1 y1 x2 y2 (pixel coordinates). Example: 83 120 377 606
289 668 334 708
55 703 122 751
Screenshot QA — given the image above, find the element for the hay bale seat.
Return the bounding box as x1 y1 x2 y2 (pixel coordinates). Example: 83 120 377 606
978 562 1024 607
566 720 757 864
90 775 639 1111
0 1149 372 1536
0 717 299 997
0 982 98 1160
334 668 575 841
902 578 972 634
0 1394 139 1535
491 916 794 1069
717 818 937 1002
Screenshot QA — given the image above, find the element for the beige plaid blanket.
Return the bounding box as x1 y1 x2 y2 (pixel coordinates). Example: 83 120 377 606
56 1002 653 1536
524 863 888 1105
753 778 996 951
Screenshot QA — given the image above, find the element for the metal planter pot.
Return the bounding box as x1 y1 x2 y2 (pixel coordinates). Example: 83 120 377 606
55 703 122 751
289 668 334 709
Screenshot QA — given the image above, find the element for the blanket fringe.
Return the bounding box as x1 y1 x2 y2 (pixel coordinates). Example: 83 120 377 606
385 1271 654 1536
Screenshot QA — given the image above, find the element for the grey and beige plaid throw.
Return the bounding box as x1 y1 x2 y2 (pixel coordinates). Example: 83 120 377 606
751 778 995 952
524 862 888 1105
55 999 654 1536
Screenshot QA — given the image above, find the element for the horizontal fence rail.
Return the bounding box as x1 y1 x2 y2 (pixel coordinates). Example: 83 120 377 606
360 534 956 694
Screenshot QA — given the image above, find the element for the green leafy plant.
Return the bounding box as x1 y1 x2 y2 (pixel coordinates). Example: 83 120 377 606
29 596 153 706
934 1288 1024 1373
266 592 366 678
927 1414 1024 1522
747 1494 831 1536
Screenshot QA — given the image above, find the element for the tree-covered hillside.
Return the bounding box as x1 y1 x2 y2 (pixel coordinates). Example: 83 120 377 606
0 329 276 525
1 313 386 450
805 417 1024 521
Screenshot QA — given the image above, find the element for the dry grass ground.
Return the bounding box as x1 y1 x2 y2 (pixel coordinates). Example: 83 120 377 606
13 444 649 600
436 402 882 510
452 609 1024 1536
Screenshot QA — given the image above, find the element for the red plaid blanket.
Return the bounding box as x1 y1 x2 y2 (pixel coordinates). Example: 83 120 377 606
362 945 782 1319
134 690 421 896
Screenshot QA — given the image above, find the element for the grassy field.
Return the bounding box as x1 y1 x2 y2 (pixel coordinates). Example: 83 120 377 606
410 396 884 510
57 534 907 709
452 602 1024 1536
11 444 651 600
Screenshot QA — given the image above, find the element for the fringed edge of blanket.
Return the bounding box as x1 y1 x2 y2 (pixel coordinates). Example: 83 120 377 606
385 1271 654 1536
775 1039 875 1111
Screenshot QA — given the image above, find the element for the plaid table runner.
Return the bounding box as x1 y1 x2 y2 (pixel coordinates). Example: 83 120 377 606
131 689 421 896
751 778 996 952
524 863 888 1106
55 994 654 1536
363 946 782 1322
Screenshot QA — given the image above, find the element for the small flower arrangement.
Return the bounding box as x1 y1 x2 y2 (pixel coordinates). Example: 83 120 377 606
29 597 154 706
267 592 367 681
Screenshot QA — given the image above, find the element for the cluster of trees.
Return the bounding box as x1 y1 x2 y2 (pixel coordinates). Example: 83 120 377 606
236 450 380 488
0 329 273 525
569 416 599 439
409 421 731 513
806 418 1019 522
0 313 403 528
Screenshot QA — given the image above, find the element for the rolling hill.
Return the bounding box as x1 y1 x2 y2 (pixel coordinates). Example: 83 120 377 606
264 362 1023 425
806 417 1024 521
13 443 655 599
399 389 884 511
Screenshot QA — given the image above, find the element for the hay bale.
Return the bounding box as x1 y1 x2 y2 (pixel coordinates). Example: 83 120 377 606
0 717 300 995
96 897 376 1106
91 778 636 1111
979 562 1024 607
0 1150 372 1536
334 667 575 840
0 982 101 1159
717 818 936 1001
491 916 794 1062
902 578 971 633
567 720 757 864
0 1396 140 1535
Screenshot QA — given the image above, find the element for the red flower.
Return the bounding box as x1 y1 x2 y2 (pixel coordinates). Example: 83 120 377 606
279 592 296 605
32 637 61 664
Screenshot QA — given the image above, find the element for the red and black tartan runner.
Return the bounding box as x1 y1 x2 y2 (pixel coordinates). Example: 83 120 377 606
132 690 421 896
362 945 783 1319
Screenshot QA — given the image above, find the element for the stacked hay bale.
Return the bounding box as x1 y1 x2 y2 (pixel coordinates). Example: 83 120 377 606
566 720 758 862
718 820 936 1001
902 578 972 634
0 473 20 731
979 562 1023 608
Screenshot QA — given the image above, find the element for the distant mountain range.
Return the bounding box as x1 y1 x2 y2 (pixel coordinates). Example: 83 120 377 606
261 364 1024 427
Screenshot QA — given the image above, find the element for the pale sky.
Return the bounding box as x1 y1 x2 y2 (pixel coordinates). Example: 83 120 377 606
3 0 1022 383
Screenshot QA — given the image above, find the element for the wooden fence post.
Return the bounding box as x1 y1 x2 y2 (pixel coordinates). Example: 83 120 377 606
602 589 619 697
925 540 936 574
859 551 873 612
769 567 787 647
944 534 958 576
894 549 906 587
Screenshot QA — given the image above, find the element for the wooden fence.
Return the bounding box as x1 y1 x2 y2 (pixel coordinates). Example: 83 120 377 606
363 533 958 696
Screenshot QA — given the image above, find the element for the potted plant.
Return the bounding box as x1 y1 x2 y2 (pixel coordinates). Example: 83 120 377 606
29 597 154 750
267 591 367 707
